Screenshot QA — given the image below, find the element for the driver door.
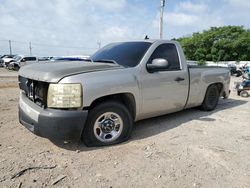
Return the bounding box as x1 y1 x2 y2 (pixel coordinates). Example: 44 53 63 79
139 43 189 118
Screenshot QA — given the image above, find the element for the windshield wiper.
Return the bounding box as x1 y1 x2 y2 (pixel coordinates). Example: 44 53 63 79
93 59 118 65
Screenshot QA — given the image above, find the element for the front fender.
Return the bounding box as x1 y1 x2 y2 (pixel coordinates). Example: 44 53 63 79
59 68 141 116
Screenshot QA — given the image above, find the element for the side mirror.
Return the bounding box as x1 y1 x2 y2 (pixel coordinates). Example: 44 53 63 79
147 58 169 73
21 58 26 62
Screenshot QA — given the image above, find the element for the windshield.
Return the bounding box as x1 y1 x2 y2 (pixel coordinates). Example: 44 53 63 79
13 55 22 61
91 42 152 67
2 55 14 58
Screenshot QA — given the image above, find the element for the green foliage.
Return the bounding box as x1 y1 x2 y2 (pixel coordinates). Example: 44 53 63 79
176 26 250 62
197 60 206 66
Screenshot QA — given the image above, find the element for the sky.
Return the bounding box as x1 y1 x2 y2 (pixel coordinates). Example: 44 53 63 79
0 0 250 56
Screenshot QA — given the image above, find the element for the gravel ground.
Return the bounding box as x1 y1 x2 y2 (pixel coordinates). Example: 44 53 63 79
0 68 249 188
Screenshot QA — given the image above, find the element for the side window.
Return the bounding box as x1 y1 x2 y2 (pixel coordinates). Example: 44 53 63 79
25 57 36 61
148 43 180 71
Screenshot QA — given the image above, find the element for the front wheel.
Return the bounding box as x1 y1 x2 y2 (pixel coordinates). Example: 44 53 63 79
200 85 220 111
82 101 133 147
14 65 20 71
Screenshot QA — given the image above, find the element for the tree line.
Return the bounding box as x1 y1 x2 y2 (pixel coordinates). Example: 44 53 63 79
174 26 250 63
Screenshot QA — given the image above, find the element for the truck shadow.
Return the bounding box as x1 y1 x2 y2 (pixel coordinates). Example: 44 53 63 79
131 98 247 141
52 98 247 151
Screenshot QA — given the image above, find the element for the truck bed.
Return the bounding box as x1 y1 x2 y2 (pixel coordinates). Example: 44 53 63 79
185 65 230 109
188 65 229 69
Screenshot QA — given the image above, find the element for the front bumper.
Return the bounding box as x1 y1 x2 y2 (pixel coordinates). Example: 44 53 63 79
19 92 88 141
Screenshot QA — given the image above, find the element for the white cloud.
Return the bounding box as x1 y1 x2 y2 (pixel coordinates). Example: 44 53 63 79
165 11 223 29
165 13 199 26
152 1 224 39
99 26 131 42
227 0 250 10
0 0 152 56
0 0 249 56
88 0 127 11
177 1 208 13
0 0 115 55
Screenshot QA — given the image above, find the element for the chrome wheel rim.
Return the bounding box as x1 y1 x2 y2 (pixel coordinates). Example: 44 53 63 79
93 112 123 143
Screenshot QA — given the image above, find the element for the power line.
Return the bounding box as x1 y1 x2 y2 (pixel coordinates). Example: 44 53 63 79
0 38 9 41
31 42 97 49
0 39 98 50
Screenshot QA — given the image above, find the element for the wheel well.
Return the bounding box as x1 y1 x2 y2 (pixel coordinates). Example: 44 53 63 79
208 83 223 94
84 93 136 120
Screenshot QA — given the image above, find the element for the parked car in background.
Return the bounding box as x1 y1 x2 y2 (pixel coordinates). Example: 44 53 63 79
38 57 53 61
8 55 38 70
1 54 16 67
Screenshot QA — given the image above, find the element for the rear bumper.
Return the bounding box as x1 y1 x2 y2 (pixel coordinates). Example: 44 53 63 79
19 92 88 141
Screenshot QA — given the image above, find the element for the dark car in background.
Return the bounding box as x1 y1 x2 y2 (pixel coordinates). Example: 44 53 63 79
50 56 89 62
0 56 3 67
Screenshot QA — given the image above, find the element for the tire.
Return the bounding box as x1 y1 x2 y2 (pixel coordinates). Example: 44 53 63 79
14 65 20 71
240 91 249 98
236 71 242 77
200 85 220 111
82 101 133 147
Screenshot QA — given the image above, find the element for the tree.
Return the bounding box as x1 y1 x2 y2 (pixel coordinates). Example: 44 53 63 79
176 26 250 62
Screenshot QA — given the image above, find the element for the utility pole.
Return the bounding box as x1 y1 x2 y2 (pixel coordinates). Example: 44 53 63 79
97 41 101 49
9 40 12 55
29 42 32 56
160 0 165 39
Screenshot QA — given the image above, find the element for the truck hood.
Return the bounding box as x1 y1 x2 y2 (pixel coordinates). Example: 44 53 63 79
19 61 122 83
3 58 14 63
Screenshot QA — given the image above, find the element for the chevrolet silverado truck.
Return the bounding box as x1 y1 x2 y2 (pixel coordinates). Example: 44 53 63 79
18 40 230 146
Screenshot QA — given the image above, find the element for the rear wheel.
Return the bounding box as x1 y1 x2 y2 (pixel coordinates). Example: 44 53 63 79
82 101 133 147
200 85 220 111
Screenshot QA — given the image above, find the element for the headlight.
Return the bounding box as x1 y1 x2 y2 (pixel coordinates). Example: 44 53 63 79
47 83 82 108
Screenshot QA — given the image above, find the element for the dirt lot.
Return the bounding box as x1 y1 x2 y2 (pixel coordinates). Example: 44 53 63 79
0 68 249 188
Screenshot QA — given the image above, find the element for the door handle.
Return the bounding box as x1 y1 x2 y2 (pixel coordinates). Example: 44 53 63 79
175 77 185 82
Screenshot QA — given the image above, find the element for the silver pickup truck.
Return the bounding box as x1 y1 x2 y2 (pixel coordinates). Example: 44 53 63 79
18 40 230 146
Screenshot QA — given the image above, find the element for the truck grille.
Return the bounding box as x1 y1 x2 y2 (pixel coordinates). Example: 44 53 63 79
18 76 49 108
